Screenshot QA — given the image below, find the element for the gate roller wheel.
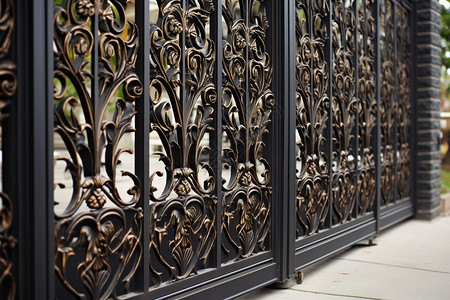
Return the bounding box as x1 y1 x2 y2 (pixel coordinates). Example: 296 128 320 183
296 271 304 284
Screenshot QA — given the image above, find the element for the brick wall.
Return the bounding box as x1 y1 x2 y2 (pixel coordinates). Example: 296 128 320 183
415 0 442 219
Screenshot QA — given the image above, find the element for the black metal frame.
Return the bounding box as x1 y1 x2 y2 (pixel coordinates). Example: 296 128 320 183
379 0 415 231
291 0 415 274
1 0 416 299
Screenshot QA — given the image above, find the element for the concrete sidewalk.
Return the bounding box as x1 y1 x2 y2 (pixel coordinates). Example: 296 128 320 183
239 216 450 300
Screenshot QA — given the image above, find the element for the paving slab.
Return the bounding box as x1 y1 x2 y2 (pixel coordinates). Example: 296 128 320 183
337 217 450 274
238 216 450 300
293 255 450 300
238 287 371 300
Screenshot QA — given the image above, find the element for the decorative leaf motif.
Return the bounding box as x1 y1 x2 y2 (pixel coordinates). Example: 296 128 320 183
221 0 273 261
332 0 357 224
295 0 330 237
396 6 411 201
53 0 142 298
380 0 396 206
148 0 217 285
54 208 143 299
149 196 216 283
357 0 376 215
54 0 141 216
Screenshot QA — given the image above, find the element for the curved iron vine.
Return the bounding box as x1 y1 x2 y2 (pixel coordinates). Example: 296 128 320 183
332 0 357 224
221 0 273 261
49 0 414 293
148 0 217 285
53 0 142 298
294 0 411 235
295 0 330 237
396 6 411 200
357 0 376 215
380 0 396 206
0 0 17 298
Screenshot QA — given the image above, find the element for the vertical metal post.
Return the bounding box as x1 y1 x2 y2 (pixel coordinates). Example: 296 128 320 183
23 0 55 298
267 0 295 281
15 2 28 299
93 0 101 175
393 1 398 203
327 0 334 228
45 0 54 296
286 0 297 279
135 0 150 291
181 0 187 154
410 0 417 212
354 0 360 218
211 0 223 268
245 0 250 165
375 0 382 235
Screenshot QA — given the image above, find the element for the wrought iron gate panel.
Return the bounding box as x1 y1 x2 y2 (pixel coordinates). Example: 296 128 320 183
378 0 413 230
380 0 411 206
294 0 376 242
51 0 278 298
331 0 358 225
0 0 17 299
395 4 411 201
293 0 413 271
380 0 396 206
148 0 217 286
53 1 143 298
221 0 273 262
357 0 377 216
295 0 331 238
0 0 418 298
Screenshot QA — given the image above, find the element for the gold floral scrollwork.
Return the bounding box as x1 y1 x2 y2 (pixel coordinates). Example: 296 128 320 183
396 6 411 200
148 0 217 285
0 0 17 299
53 0 142 298
380 0 396 206
149 196 216 284
357 0 376 215
55 208 143 299
221 0 273 260
295 0 330 237
332 0 357 224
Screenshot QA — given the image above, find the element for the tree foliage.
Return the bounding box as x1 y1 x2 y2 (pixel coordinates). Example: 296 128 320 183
442 4 450 70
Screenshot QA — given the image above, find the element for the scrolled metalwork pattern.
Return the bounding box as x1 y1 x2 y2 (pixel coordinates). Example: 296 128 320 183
380 0 396 205
221 0 273 261
295 0 330 237
0 0 17 298
396 5 411 200
332 0 357 224
53 0 142 298
357 0 376 215
148 0 217 285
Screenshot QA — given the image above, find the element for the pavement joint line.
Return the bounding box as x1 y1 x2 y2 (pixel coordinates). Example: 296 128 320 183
289 289 384 300
332 258 450 275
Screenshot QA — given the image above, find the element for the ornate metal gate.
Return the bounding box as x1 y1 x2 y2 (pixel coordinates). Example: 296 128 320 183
0 0 416 299
291 0 414 270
